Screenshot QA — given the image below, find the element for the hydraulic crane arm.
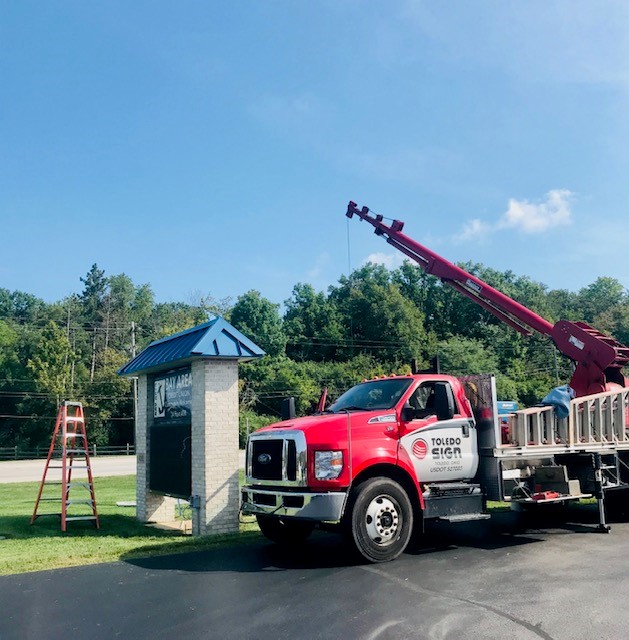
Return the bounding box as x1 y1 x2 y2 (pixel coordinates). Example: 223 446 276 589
347 201 629 396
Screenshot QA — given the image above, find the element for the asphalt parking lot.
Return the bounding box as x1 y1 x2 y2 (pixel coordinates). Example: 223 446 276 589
1 510 628 640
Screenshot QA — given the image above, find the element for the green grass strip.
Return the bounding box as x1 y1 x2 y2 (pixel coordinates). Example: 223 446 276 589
0 475 261 576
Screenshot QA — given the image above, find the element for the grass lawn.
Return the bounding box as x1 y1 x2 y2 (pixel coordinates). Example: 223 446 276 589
0 474 262 576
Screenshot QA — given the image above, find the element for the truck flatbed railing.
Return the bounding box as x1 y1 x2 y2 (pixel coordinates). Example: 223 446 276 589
502 388 629 452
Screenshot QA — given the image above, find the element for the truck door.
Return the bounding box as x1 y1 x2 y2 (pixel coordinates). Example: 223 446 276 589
399 381 479 482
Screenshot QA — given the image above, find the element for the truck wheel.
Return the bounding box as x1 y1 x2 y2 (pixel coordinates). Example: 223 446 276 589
256 515 315 545
347 477 413 563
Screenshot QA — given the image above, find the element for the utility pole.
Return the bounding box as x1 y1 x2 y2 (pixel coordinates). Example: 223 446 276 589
70 330 76 392
63 303 71 392
90 329 97 383
131 322 138 435
104 293 111 352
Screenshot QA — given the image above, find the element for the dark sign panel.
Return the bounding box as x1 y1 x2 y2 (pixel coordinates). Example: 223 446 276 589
149 424 192 498
154 368 192 425
150 367 192 498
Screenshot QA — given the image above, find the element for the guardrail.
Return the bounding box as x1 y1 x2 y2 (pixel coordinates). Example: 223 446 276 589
0 444 135 461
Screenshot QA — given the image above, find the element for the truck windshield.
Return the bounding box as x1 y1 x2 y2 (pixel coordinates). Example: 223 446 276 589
328 378 412 412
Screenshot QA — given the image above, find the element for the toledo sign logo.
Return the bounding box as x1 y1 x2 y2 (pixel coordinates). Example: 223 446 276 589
412 439 428 459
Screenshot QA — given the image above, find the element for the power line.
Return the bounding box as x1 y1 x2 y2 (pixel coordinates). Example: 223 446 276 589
0 414 133 421
0 391 133 401
0 378 132 385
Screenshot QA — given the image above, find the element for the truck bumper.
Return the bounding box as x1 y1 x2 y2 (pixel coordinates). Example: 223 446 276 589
241 487 347 522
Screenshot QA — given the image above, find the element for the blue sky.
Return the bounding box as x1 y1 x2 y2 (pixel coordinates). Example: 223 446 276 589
2 2 628 308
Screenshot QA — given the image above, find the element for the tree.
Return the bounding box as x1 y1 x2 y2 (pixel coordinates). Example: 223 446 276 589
145 302 207 344
0 288 47 324
84 348 134 445
329 264 430 364
12 322 75 447
284 283 344 361
108 274 135 322
592 304 629 346
578 277 626 323
0 321 22 445
546 288 579 323
436 336 499 376
230 290 286 357
26 321 73 402
80 264 107 323
131 283 155 326
0 320 19 375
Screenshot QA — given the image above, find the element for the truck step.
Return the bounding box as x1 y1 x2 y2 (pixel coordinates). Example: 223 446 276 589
423 483 481 497
423 487 485 520
438 513 491 523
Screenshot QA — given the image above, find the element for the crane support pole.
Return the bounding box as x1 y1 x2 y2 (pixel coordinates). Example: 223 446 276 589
593 453 611 533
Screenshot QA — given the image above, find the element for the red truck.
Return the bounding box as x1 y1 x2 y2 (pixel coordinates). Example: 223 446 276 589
240 202 629 562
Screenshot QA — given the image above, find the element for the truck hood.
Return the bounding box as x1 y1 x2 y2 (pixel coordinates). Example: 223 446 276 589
254 410 397 446
258 412 357 432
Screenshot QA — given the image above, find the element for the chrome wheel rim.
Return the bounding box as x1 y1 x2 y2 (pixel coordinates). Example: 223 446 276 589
364 494 400 545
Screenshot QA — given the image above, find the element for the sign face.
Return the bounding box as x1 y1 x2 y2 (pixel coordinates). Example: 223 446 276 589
153 367 192 425
150 423 192 498
150 367 193 497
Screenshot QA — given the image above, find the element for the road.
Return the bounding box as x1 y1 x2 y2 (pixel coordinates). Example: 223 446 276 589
0 455 138 483
1 512 629 639
0 452 246 483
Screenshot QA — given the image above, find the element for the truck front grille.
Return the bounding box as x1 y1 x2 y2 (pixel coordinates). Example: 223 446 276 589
246 430 307 487
251 440 283 480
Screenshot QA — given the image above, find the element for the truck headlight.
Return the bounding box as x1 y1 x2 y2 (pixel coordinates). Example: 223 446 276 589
314 450 343 480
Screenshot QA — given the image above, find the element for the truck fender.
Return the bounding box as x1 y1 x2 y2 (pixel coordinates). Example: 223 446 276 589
351 452 400 480
397 444 425 511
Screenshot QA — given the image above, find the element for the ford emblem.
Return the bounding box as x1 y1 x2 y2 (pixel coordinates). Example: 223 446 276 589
257 453 272 465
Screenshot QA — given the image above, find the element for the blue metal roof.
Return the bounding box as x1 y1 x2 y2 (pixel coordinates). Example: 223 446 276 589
117 316 265 376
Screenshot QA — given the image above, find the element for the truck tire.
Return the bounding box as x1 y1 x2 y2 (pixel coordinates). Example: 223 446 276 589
256 515 315 545
346 477 413 563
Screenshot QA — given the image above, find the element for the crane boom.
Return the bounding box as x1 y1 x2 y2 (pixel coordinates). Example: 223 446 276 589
347 201 629 396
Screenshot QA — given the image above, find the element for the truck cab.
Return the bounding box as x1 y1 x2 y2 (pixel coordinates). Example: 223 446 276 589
241 374 492 562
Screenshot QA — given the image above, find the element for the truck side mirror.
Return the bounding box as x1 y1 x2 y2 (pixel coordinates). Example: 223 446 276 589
434 382 455 421
281 397 296 421
401 403 417 422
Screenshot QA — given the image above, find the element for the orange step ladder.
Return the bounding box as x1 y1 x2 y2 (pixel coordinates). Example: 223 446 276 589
31 401 100 531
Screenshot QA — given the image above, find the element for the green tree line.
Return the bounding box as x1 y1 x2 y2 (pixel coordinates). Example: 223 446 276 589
1 262 628 449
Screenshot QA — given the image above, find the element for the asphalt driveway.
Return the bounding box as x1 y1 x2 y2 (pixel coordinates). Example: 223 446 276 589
1 511 628 640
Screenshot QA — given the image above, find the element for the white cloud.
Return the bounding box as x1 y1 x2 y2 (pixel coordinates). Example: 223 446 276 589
453 218 492 243
498 190 573 233
454 189 574 242
363 252 406 269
